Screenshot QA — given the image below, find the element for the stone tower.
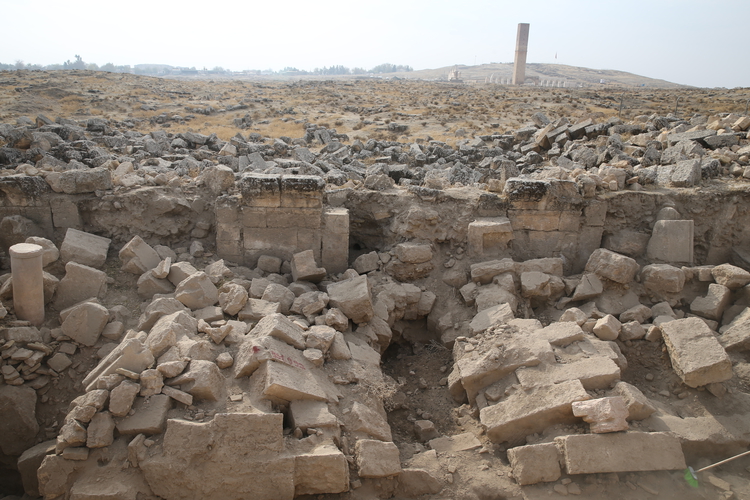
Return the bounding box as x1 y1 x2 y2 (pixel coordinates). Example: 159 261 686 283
512 23 530 86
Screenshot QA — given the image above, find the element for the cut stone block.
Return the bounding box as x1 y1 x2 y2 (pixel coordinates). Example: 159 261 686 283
593 314 621 341
82 338 155 392
291 249 326 283
250 313 306 349
137 270 175 299
584 248 639 284
572 273 603 301
289 400 338 432
516 356 621 390
712 263 750 289
60 301 110 346
690 283 732 321
641 263 686 294
53 262 108 310
355 439 401 478
660 317 732 387
254 359 326 402
611 381 655 421
397 468 443 497
479 379 591 445
169 359 225 402
86 411 115 448
556 432 686 474
167 261 199 286
294 444 349 496
174 272 219 310
572 396 629 433
468 217 513 256
470 258 515 284
507 443 561 485
469 302 514 335
327 275 373 324
109 380 140 417
353 251 379 274
349 401 392 441
146 310 197 358
536 321 584 346
428 432 482 454
720 307 750 351
646 219 694 264
234 335 306 378
119 235 161 274
115 394 172 435
238 298 281 322
59 228 111 268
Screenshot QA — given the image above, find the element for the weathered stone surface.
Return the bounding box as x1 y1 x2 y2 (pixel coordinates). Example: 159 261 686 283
53 261 108 310
109 380 141 417
327 275 373 324
349 401 392 441
261 283 295 315
611 381 655 421
86 411 115 448
507 443 561 485
115 394 172 435
556 432 686 474
289 399 339 432
428 432 482 454
295 444 349 496
619 304 652 324
59 228 111 268
175 272 219 310
641 263 686 294
170 360 225 402
291 249 327 282
720 307 750 351
17 439 55 497
218 282 248 316
0 385 39 455
516 356 621 390
536 321 584 346
593 314 621 341
83 338 155 392
585 248 639 284
661 317 732 387
119 235 161 274
251 312 306 349
469 302 514 335
691 283 732 321
355 439 401 478
167 261 199 286
572 273 603 301
238 298 281 322
25 236 59 267
60 301 110 346
140 413 294 500
572 396 629 433
712 263 750 289
647 219 694 264
254 358 326 402
479 380 591 445
353 251 380 274
146 310 198 357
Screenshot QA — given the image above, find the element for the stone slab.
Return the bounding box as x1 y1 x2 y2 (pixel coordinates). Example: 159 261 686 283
660 317 732 387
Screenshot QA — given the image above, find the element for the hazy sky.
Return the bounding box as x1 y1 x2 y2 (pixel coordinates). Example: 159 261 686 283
2 0 748 88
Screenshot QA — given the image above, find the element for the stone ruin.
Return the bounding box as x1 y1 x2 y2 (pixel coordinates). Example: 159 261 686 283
1 106 750 499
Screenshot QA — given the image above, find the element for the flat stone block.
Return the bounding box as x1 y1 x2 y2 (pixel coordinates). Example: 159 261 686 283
294 444 349 496
556 432 686 474
660 317 732 387
647 219 694 264
507 442 561 485
516 356 621 390
468 217 513 256
355 439 401 478
258 359 327 402
115 394 172 435
59 228 110 268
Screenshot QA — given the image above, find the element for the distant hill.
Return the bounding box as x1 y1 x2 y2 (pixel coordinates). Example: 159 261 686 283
382 62 686 89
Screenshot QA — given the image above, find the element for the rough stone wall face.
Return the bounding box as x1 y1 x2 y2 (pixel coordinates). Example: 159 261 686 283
218 174 349 270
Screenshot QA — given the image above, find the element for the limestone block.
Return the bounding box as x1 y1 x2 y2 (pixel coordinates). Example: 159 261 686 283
280 175 325 208
646 219 694 264
328 331 352 360
353 251 379 274
414 420 439 442
469 302 514 335
234 335 305 378
720 307 750 351
261 283 295 315
53 261 107 310
475 284 518 313
218 282 248 316
355 439 401 478
139 413 293 500
661 317 732 387
86 411 115 448
146 310 197 358
137 270 175 299
17 440 55 497
619 304 652 324
119 235 161 274
321 208 349 275
515 257 564 277
593 314 621 341
169 360 225 402
559 307 587 326
167 261 198 286
60 301 110 346
507 443 561 485
139 369 164 397
556 432 686 474
59 228 110 269
137 297 189 331
255 358 326 402
306 325 337 353
327 275 373 324
468 217 513 256
394 242 433 264
294 444 349 496
83 338 155 392
291 249 327 283
572 396 628 433
175 272 219 310
572 273 603 301
109 381 140 417
238 298 281 322
56 419 87 453
641 264 686 294
536 321 585 346
326 308 349 332
349 401 392 441
480 380 591 445
428 432 482 453
251 313 306 349
691 283 732 320
289 400 339 432
291 291 329 318
516 357 621 390
611 381 655 421
712 263 750 289
470 258 515 284
47 352 72 372
0 385 39 456
257 254 282 274
397 468 443 497
584 248 639 284
619 321 646 341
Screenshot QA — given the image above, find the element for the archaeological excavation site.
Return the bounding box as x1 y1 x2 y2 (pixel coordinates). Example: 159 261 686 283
1 69 750 500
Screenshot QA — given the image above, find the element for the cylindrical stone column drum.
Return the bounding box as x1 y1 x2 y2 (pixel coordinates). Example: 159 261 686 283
9 243 45 327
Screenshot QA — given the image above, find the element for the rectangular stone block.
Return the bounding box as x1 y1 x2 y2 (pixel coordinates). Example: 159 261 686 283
257 359 327 402
294 444 349 496
266 208 322 229
556 432 686 474
660 317 732 387
507 443 561 485
516 357 621 390
297 228 323 262
215 195 240 223
59 228 111 268
279 175 325 208
244 227 297 261
115 394 172 435
241 207 268 228
468 217 513 257
479 380 590 445
508 210 561 231
238 298 281 322
647 219 694 264
239 174 281 207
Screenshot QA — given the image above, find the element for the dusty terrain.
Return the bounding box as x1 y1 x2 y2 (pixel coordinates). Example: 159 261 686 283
1 69 750 500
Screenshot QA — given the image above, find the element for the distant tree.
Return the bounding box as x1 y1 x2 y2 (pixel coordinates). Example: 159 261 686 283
63 55 86 70
101 62 116 72
14 60 25 69
86 62 99 71
351 67 367 75
370 63 412 73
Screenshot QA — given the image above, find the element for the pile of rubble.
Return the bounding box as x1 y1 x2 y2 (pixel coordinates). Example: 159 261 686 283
1 101 750 499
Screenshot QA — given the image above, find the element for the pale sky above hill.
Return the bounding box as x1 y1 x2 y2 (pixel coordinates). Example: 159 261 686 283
1 0 748 88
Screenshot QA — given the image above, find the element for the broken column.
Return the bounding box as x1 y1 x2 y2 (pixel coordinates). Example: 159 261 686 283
9 243 45 327
512 23 530 86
